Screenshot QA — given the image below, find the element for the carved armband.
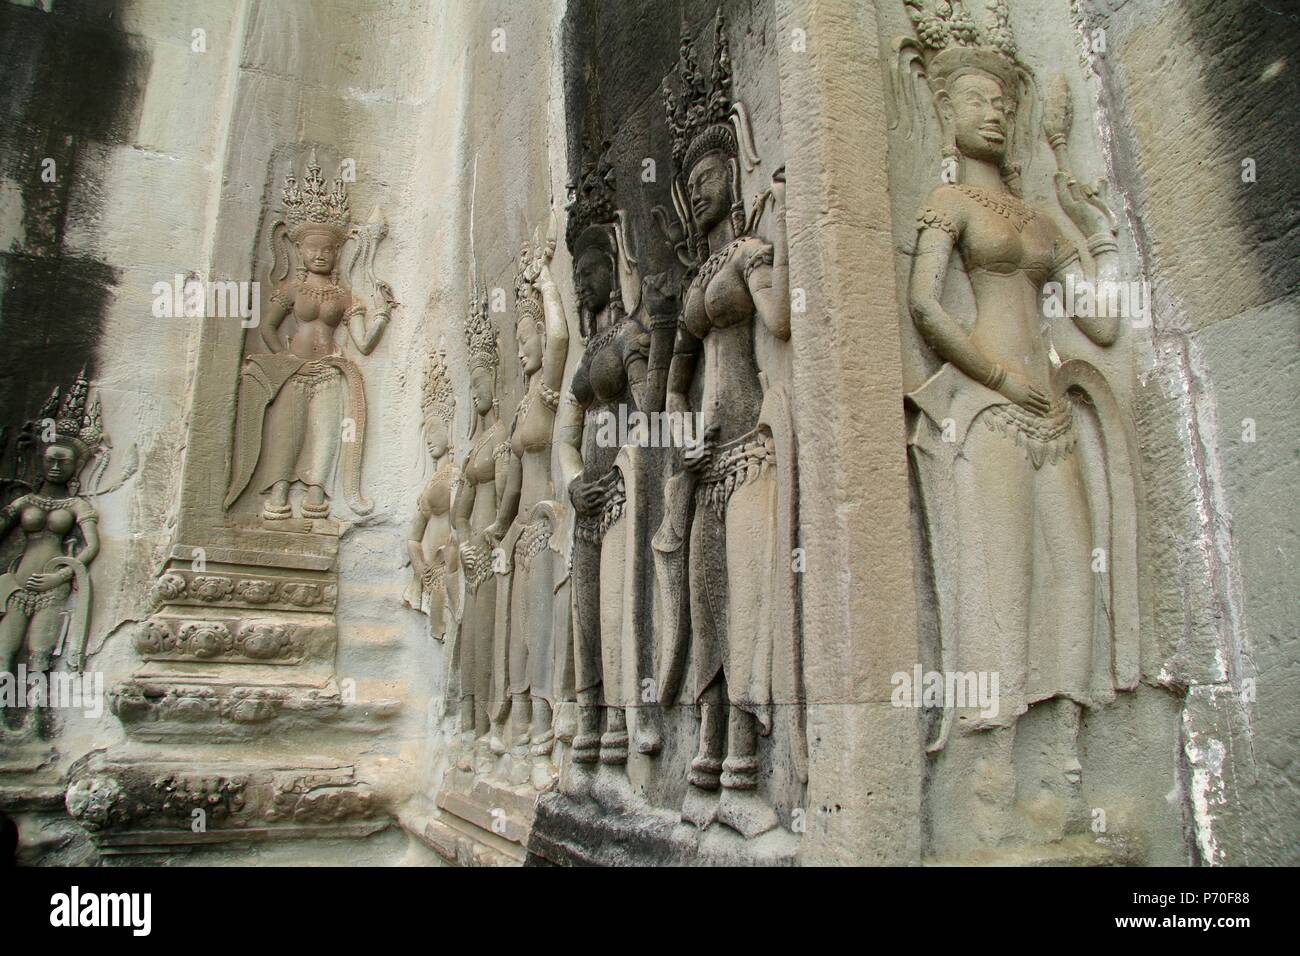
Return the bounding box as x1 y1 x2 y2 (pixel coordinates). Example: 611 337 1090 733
540 382 562 412
1052 241 1082 273
1086 233 1119 257
917 207 960 242
983 363 1007 391
743 244 775 286
345 303 367 319
270 287 294 308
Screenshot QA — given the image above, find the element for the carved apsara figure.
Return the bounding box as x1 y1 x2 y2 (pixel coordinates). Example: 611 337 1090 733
896 0 1138 853
554 139 663 788
404 345 458 639
0 373 105 728
226 153 394 521
490 231 570 789
453 279 511 753
653 13 804 838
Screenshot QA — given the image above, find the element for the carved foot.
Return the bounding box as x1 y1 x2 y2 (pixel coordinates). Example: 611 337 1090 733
473 737 496 776
561 756 596 799
261 501 292 521
529 728 555 757
531 754 558 792
717 788 780 839
634 721 662 756
552 702 578 743
300 499 330 520
571 733 601 766
687 756 722 790
598 728 628 766
590 764 639 814
680 785 720 830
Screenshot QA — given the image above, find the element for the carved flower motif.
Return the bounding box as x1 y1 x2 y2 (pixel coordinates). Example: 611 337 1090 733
190 576 236 602
151 572 187 604
279 583 322 607
237 622 291 660
133 620 172 655
177 621 232 659
235 578 277 604
66 776 134 831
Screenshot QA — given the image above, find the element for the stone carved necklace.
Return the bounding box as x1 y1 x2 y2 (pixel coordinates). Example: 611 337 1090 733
27 494 78 511
956 184 1036 232
692 237 746 292
300 281 344 301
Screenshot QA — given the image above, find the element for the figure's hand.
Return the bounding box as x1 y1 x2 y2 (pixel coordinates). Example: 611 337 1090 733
27 571 68 593
682 423 719 476
641 272 677 319
483 521 507 548
769 166 787 218
999 373 1053 417
1053 172 1115 239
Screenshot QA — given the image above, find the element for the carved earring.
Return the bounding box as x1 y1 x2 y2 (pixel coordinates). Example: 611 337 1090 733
728 157 745 237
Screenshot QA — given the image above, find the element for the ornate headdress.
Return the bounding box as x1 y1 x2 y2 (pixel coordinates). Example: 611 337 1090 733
663 10 736 177
41 369 104 464
514 243 545 334
565 137 618 259
421 346 455 427
282 151 351 243
902 0 1025 98
464 276 498 373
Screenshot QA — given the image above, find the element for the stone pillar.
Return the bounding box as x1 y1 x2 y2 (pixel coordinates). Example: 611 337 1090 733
774 0 923 865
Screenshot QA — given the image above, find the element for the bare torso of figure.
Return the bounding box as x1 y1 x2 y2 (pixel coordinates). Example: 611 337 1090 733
951 187 1062 395
683 237 767 443
13 500 75 580
514 379 555 513
285 277 354 360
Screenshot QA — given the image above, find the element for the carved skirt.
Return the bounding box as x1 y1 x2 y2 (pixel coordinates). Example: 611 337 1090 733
3 580 71 616
689 428 779 721
256 365 342 491
572 468 632 706
504 516 556 704
909 369 1096 730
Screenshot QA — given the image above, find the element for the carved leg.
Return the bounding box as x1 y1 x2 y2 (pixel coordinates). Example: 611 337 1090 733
600 706 629 766
1018 698 1086 841
682 680 724 828
301 484 330 519
263 480 292 520
529 697 554 755
571 689 601 765
717 704 779 838
0 610 28 731
509 693 531 752
27 607 64 739
927 723 1018 859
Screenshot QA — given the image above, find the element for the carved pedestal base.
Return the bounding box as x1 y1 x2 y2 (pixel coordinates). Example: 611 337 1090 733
65 752 389 860
422 767 545 866
526 791 801 866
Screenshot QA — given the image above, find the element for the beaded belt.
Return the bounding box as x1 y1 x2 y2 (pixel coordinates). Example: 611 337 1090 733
696 429 775 520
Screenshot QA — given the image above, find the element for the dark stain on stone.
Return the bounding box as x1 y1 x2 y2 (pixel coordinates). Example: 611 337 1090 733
1183 0 1300 298
0 0 150 443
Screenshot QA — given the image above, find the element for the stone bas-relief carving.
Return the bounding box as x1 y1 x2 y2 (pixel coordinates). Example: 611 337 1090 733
404 346 458 639
451 277 511 760
226 153 396 523
897 0 1139 858
489 234 570 790
647 12 804 840
555 138 665 801
0 372 106 737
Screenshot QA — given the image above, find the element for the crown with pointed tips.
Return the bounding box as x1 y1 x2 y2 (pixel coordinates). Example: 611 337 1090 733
421 346 455 426
464 278 498 372
565 138 618 257
514 242 545 332
903 0 1024 97
662 10 735 176
282 151 351 241
30 368 104 463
